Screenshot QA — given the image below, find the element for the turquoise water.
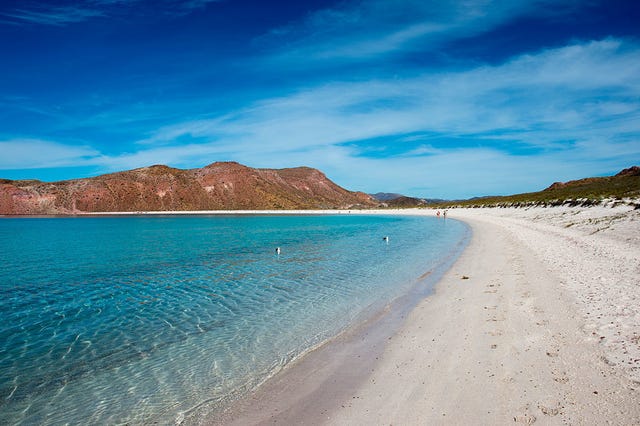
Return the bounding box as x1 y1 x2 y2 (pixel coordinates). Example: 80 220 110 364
0 214 468 424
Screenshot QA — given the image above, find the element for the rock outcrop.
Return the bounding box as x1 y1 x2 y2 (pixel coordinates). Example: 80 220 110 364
544 166 640 194
0 162 377 214
616 166 640 177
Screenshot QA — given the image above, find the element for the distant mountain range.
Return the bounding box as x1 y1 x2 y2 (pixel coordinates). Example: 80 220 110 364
369 193 428 207
370 192 405 201
370 192 448 207
0 162 377 214
2 163 638 214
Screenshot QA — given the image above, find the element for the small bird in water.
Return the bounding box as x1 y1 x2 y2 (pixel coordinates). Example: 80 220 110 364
275 247 281 255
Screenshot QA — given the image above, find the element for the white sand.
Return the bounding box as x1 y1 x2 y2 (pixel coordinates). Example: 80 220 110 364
328 205 640 425
211 205 639 425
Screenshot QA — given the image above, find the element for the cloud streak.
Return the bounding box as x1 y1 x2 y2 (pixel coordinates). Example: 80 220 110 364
1 4 105 26
0 0 222 26
0 139 102 169
143 39 640 153
259 0 577 62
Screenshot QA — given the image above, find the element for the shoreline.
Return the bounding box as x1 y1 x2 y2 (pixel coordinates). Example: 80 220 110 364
197 215 471 425
206 205 640 425
1 207 470 217
0 209 421 218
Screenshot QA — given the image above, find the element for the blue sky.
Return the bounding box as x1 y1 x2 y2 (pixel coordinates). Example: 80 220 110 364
0 0 638 199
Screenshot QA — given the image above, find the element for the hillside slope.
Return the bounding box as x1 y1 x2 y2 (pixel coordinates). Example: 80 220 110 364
442 166 640 207
0 162 377 214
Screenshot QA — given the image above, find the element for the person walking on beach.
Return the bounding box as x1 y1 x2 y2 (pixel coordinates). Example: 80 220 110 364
436 210 441 218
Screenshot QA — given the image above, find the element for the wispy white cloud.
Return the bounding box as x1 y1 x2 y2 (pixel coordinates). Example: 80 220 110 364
259 0 577 62
0 139 102 169
0 0 222 26
143 38 640 146
1 4 105 26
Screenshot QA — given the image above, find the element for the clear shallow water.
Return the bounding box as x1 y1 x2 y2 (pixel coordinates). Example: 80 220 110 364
0 214 468 424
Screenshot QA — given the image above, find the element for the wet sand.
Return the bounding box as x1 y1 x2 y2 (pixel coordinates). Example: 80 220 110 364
209 205 640 425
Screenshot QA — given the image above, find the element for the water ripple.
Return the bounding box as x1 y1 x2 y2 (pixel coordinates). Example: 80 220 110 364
0 215 468 424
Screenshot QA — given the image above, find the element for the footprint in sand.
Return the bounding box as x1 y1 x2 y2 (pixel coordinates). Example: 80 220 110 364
487 315 505 322
538 402 562 416
513 413 536 424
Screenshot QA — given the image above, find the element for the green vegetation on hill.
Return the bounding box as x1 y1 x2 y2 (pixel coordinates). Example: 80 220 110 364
436 166 640 208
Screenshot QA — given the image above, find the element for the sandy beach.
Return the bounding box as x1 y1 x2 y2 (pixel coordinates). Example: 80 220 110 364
213 205 640 425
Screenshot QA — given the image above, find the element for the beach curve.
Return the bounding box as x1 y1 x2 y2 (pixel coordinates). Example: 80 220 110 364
213 205 640 425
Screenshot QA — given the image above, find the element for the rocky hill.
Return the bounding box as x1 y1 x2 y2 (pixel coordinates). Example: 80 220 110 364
370 192 405 202
383 196 428 208
0 162 377 214
437 166 640 208
371 194 428 208
544 166 640 191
